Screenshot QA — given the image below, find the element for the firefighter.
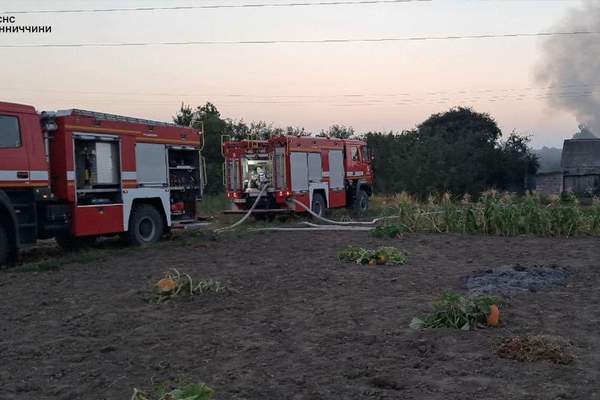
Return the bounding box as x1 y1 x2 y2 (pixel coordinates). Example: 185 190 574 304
257 166 268 186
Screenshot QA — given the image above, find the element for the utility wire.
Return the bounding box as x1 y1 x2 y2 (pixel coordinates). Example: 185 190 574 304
5 87 599 107
2 81 600 99
0 30 597 48
0 0 583 15
1 0 430 15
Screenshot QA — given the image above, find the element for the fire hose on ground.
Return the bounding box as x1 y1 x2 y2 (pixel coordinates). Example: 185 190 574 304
214 184 270 233
216 187 405 233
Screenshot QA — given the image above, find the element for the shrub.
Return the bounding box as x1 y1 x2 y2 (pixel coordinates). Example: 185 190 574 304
338 246 407 266
409 292 499 330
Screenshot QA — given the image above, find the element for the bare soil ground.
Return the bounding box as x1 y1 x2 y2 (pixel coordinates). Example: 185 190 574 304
2 232 600 400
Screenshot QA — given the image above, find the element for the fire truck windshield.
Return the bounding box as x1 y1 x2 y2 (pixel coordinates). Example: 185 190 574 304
0 115 21 148
243 158 272 191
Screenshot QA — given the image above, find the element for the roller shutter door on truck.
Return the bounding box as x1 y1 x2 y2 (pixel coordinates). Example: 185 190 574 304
290 152 309 192
328 150 344 189
136 143 168 186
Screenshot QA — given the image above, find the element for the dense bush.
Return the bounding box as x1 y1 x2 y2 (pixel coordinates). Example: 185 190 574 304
366 107 538 197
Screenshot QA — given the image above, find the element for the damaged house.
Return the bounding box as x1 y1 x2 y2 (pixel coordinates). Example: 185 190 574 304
561 139 600 195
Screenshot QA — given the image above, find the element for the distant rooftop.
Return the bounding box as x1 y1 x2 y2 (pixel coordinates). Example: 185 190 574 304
561 138 600 174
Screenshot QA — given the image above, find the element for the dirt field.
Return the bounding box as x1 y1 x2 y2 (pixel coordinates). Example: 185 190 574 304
2 231 600 400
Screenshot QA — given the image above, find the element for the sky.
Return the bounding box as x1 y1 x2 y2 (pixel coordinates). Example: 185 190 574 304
0 0 588 147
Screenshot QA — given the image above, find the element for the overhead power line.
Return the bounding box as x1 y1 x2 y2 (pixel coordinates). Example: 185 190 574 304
0 30 597 48
1 0 430 15
0 0 583 15
4 86 599 109
3 81 600 99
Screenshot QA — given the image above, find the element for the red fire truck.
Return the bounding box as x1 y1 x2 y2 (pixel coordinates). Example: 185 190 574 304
0 101 204 266
223 135 373 216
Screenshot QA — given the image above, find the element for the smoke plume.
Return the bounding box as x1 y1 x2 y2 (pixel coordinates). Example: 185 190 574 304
536 1 600 134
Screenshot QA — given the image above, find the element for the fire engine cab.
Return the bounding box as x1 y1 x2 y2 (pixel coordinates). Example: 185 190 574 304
0 101 204 266
223 135 373 216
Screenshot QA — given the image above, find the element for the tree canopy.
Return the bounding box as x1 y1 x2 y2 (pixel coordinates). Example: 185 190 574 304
365 107 538 197
174 104 538 196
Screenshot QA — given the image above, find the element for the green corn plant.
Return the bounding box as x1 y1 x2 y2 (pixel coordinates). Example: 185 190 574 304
370 193 600 238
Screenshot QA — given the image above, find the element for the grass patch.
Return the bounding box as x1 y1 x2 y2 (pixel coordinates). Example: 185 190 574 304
338 245 407 266
371 224 405 238
154 269 228 303
197 194 229 217
132 383 214 400
409 292 500 330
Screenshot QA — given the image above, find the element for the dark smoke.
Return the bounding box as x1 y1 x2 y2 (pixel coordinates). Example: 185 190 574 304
536 2 600 135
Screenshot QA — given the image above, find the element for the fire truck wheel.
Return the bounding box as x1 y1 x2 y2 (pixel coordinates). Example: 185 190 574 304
311 193 327 218
128 204 164 246
0 224 8 266
353 189 369 215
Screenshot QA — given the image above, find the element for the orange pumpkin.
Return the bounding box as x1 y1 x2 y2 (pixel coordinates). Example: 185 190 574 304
487 304 500 327
157 278 177 294
376 255 387 265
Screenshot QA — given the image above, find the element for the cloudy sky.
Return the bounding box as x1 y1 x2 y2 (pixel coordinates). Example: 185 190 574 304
0 0 587 147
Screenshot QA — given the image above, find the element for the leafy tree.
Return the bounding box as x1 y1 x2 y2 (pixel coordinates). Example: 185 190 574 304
225 119 251 141
285 126 310 136
224 120 309 140
245 121 284 140
414 107 503 195
320 124 355 139
173 103 194 127
366 107 538 197
496 131 539 191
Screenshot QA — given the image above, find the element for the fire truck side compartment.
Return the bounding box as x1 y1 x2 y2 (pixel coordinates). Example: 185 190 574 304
227 159 240 192
274 147 286 189
328 150 344 189
307 153 323 183
167 147 202 220
95 142 120 185
290 152 309 192
136 143 168 186
73 135 122 206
